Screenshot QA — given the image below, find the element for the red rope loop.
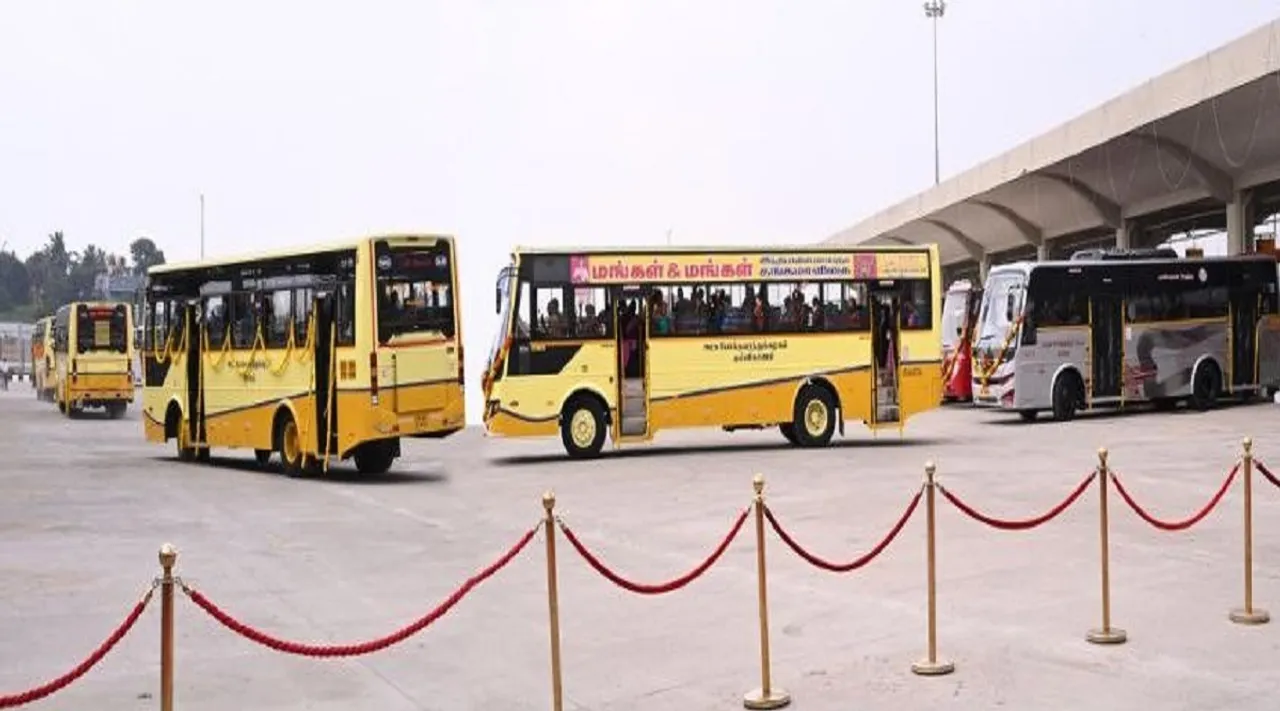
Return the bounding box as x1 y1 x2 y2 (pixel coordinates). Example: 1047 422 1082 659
938 472 1096 531
557 507 749 595
762 490 922 573
1109 464 1239 532
1256 460 1280 491
0 586 155 709
182 525 538 657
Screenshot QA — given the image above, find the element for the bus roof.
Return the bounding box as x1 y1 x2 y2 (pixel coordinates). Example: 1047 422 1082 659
989 251 1277 276
149 233 455 276
507 242 934 256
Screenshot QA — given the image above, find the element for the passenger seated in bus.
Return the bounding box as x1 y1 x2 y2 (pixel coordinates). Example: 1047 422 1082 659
901 301 921 328
650 292 671 336
543 298 567 339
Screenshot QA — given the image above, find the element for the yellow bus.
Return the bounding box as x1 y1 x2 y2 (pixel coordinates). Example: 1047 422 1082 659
51 301 136 418
31 315 55 402
141 234 465 476
481 244 943 457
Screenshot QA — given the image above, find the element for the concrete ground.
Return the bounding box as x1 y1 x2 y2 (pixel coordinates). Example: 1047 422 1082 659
1 385 1279 711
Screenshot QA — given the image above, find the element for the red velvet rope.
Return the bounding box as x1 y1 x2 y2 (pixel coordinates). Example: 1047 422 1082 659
0 587 154 708
762 490 922 573
1109 464 1238 532
183 526 538 657
1256 460 1280 491
938 472 1096 531
557 508 749 595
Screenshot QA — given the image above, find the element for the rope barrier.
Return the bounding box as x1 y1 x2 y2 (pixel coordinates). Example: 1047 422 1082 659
1256 460 1280 491
181 525 538 658
938 472 1096 531
0 584 156 709
1109 464 1239 532
762 489 922 573
557 508 749 594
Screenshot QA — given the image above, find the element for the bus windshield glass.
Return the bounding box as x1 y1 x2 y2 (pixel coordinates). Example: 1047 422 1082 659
975 271 1024 346
76 304 128 353
487 266 514 372
940 289 969 349
376 243 456 342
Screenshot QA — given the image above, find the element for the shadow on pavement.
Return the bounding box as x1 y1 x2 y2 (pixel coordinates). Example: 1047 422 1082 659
490 435 953 467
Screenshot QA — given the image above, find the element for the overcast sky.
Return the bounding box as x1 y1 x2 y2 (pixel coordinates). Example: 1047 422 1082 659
2 1 1278 416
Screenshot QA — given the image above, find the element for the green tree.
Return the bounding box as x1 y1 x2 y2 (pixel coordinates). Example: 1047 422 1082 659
129 237 166 276
0 250 31 311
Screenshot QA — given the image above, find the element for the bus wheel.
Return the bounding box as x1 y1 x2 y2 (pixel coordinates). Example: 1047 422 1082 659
561 396 606 459
793 385 836 447
106 402 127 419
1051 373 1082 422
175 422 196 462
779 423 798 445
254 449 273 468
277 415 309 477
354 441 396 474
1190 362 1221 412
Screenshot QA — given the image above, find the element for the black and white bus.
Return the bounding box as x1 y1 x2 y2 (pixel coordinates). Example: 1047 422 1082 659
970 247 1280 421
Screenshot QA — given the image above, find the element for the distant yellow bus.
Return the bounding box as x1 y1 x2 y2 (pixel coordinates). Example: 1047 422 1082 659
141 234 465 475
31 315 55 402
482 244 943 457
51 301 136 418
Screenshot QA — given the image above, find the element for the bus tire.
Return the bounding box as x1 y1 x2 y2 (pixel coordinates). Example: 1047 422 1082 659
106 402 127 419
792 385 836 448
276 411 309 477
779 423 798 445
561 395 606 459
1190 361 1221 412
354 440 397 474
254 449 273 467
1051 372 1082 422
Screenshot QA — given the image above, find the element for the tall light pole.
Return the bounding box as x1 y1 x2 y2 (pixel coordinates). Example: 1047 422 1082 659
924 0 946 186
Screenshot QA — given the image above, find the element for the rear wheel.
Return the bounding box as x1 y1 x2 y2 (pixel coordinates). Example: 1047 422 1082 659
560 396 607 459
792 385 836 448
106 402 127 419
354 440 397 474
779 423 798 445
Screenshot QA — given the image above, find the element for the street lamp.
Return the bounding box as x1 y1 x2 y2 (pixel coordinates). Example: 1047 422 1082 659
924 0 946 185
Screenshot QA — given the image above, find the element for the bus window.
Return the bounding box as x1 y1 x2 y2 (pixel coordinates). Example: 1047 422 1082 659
205 296 227 348
376 243 456 342
76 304 128 353
900 280 932 330
266 290 292 347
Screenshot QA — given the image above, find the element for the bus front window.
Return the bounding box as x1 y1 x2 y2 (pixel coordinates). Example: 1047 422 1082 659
940 290 968 349
487 266 514 375
376 243 457 343
975 272 1025 347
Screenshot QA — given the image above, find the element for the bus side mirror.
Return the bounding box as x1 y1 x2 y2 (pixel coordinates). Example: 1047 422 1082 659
495 287 501 314
1005 293 1016 322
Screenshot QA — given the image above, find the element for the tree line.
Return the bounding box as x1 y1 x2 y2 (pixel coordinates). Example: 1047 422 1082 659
0 231 167 321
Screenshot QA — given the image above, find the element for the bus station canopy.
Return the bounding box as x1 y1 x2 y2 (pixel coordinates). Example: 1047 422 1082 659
824 19 1280 268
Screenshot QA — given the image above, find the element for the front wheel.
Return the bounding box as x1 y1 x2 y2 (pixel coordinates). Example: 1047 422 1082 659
1051 374 1082 422
277 415 311 477
560 397 607 459
792 385 836 448
1189 362 1221 412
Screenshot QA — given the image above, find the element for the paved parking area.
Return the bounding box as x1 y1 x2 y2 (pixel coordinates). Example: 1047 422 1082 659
1 385 1279 710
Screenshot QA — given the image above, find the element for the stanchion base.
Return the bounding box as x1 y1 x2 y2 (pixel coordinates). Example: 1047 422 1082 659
1086 627 1127 645
1229 607 1271 625
743 687 791 709
910 658 955 676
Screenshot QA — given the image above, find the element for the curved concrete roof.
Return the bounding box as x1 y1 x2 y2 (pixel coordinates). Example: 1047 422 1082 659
825 19 1280 266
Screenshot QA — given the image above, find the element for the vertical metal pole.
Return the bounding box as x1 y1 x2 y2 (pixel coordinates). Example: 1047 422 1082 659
1231 437 1270 624
159 543 177 711
931 13 940 185
912 462 954 675
1087 448 1126 644
744 474 790 709
543 493 564 711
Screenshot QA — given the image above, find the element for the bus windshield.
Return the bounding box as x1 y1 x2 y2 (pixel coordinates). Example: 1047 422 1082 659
487 266 514 373
376 243 457 342
940 289 969 349
975 271 1025 346
76 304 128 353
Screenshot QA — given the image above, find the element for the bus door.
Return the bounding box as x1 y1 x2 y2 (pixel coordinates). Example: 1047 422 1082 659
614 287 649 438
313 292 338 456
184 301 204 447
1091 294 1123 399
1231 293 1259 390
869 286 901 425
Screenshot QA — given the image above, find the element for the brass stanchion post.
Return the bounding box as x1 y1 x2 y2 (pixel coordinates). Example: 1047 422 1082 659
912 461 954 676
1230 437 1270 625
543 492 564 711
744 474 791 709
159 543 177 711
1087 448 1126 645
